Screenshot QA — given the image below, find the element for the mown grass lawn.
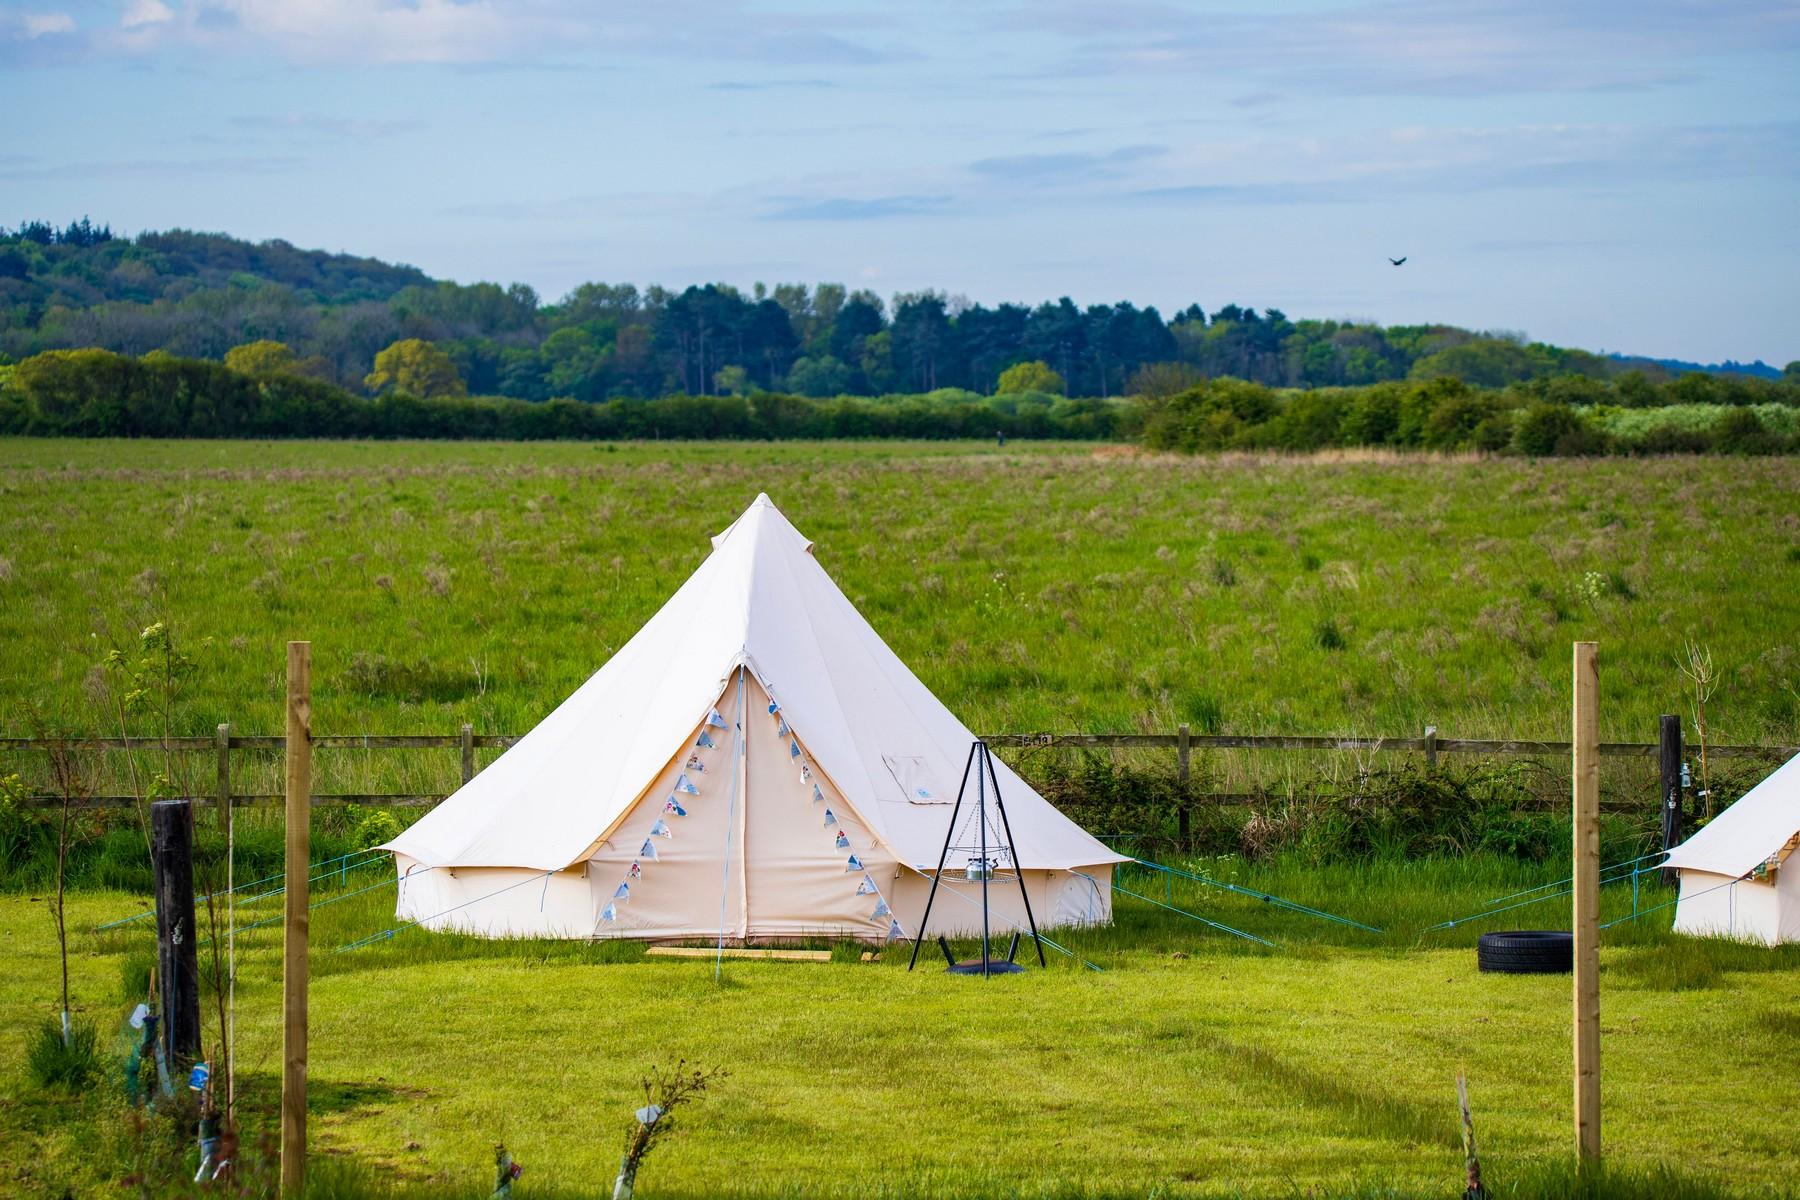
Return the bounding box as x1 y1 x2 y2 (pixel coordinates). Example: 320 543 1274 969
5 861 1797 1199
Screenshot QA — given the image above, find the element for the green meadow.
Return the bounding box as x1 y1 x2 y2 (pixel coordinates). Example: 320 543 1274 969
2 439 1799 1197
2 438 1795 747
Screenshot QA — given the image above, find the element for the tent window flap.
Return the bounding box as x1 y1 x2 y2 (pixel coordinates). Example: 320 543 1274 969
883 754 949 804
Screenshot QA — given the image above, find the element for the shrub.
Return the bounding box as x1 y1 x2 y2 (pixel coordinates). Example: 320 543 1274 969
1512 401 1583 456
28 1015 100 1089
1714 407 1777 455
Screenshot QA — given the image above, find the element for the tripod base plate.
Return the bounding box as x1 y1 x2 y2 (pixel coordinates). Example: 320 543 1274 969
946 959 1026 976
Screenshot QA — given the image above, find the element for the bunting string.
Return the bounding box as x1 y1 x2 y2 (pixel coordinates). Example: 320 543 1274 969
591 703 724 934
772 690 908 943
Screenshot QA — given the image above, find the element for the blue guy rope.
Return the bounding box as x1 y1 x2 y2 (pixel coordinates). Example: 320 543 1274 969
1480 851 1666 908
236 849 388 908
1112 880 1278 948
1600 872 1737 930
205 868 418 942
1130 857 1384 934
1427 858 1664 931
332 868 549 955
94 847 388 932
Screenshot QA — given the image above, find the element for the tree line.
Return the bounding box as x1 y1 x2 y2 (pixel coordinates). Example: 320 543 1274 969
11 222 1792 402
4 345 1796 454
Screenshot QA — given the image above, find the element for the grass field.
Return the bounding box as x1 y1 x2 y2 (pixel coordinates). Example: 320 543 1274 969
1 440 1796 793
2 439 1798 1197
6 856 1800 1199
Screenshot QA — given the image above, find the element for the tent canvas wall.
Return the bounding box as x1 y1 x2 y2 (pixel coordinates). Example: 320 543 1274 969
383 494 1124 942
1662 752 1800 946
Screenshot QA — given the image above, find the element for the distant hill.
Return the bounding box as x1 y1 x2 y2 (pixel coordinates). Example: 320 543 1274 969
1 219 1791 399
1608 354 1784 381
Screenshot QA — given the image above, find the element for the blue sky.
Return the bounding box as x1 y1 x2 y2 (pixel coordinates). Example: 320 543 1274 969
3 1 1797 363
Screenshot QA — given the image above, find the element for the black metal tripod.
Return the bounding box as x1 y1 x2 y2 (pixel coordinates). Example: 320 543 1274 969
907 740 1047 975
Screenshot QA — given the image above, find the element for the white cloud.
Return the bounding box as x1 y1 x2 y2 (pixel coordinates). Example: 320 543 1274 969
120 0 173 28
20 11 76 36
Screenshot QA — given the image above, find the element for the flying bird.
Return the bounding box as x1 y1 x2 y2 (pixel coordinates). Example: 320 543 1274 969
1388 256 1407 266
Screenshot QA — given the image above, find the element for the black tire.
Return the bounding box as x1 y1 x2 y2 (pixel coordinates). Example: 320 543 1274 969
1478 930 1572 974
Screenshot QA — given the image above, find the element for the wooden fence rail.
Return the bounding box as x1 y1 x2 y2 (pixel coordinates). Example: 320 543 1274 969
5 723 1793 812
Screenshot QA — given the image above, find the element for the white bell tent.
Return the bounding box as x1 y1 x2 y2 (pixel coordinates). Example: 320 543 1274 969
382 494 1125 943
1662 752 1800 946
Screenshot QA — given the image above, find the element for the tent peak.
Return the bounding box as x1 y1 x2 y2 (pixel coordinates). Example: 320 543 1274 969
712 493 814 555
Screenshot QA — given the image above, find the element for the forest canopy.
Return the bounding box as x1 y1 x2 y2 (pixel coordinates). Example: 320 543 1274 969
7 220 1793 405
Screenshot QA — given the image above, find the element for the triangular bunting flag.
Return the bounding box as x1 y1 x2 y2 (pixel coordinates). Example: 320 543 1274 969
789 739 801 759
835 831 850 850
871 899 890 920
846 855 863 872
812 783 824 803
768 698 779 715
706 709 727 729
675 775 699 795
650 819 672 838
777 717 790 737
822 808 837 827
613 881 630 902
696 731 716 749
640 839 659 861
685 755 705 773
663 798 687 817
856 875 877 895
628 862 641 879
601 903 617 922
887 920 903 942
801 765 812 783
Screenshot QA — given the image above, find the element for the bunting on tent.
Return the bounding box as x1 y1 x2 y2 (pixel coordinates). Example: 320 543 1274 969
596 710 716 929
782 722 909 942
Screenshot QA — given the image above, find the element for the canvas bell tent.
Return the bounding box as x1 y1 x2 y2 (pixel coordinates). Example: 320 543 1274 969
1662 752 1800 946
383 494 1125 943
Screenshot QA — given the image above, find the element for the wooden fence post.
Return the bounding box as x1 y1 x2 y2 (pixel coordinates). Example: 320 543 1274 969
150 799 201 1070
282 643 311 1198
1572 642 1601 1166
460 723 475 786
1176 723 1191 848
215 723 231 830
1658 715 1683 885
1423 725 1438 770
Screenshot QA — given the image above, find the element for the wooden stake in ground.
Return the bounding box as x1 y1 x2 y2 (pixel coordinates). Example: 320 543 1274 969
1457 1070 1483 1200
151 800 201 1070
1571 641 1601 1165
281 642 311 1197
